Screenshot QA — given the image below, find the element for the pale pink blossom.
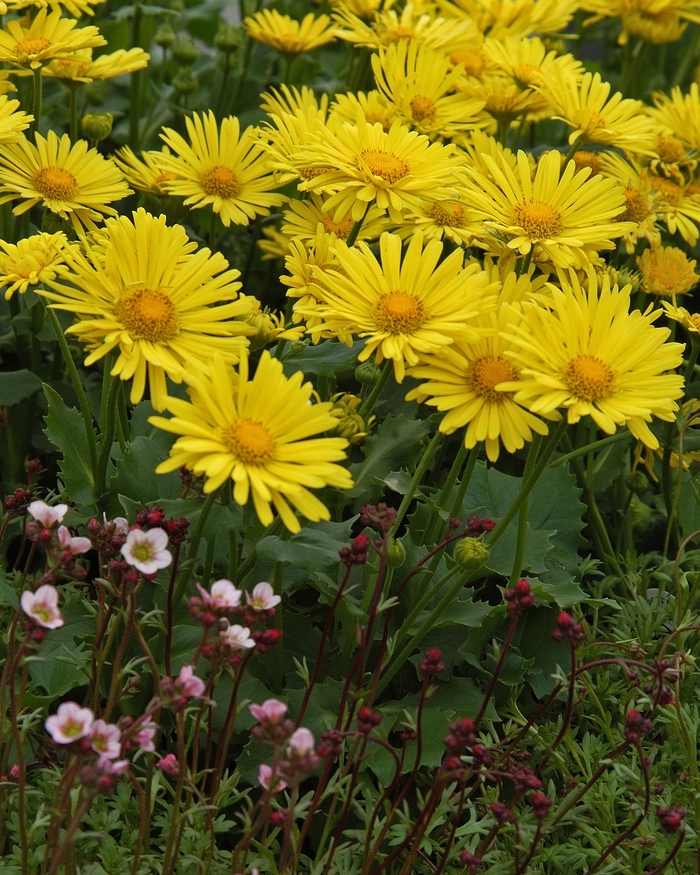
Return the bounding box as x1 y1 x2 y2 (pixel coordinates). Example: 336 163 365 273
112 517 129 535
57 526 91 556
246 582 281 612
258 763 287 792
220 622 255 650
45 702 94 744
249 699 288 726
28 500 68 528
157 753 178 776
121 528 172 575
287 728 315 757
97 756 129 776
174 665 206 699
90 720 122 759
196 578 242 611
133 724 157 752
20 585 64 629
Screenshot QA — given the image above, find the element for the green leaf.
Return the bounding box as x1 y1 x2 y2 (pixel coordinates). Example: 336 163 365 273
107 436 181 518
0 567 18 609
347 414 430 501
281 339 363 377
0 369 41 406
257 519 355 573
375 469 413 495
43 384 96 506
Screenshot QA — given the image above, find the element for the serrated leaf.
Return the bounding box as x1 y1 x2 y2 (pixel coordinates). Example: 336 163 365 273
348 414 430 501
257 519 355 572
281 339 363 377
43 384 96 506
107 436 181 518
0 369 41 406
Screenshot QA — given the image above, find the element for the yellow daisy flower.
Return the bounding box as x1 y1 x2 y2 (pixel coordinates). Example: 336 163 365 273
328 90 394 133
539 68 657 155
662 301 700 334
300 231 498 382
258 224 293 261
294 110 466 223
622 9 687 44
460 73 540 126
281 192 388 243
444 0 579 40
40 209 255 410
652 174 700 245
398 196 474 246
112 146 178 196
244 10 338 56
150 351 353 533
261 85 331 184
647 135 697 183
598 150 661 253
649 84 700 149
371 41 487 140
156 111 284 227
0 231 75 298
500 268 685 450
42 47 149 82
460 149 634 269
406 304 549 462
0 8 105 70
0 94 32 144
0 131 131 233
239 296 305 350
637 245 699 296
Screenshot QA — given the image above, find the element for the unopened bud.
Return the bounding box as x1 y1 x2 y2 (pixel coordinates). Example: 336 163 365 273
171 68 198 95
155 23 176 48
385 537 406 568
171 37 199 65
82 112 113 142
453 537 489 570
214 24 242 53
625 471 649 494
355 361 381 386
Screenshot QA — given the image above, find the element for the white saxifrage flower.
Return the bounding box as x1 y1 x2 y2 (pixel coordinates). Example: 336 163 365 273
121 527 172 574
57 525 91 556
197 578 242 611
249 698 288 725
90 719 122 759
220 622 255 650
28 500 68 528
45 702 95 744
246 581 281 612
174 665 206 699
287 727 315 757
20 584 64 629
258 763 287 792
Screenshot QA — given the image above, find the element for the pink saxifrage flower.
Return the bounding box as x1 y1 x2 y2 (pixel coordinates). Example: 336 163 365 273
246 582 281 612
133 723 157 752
28 500 68 528
220 622 255 650
20 584 64 629
174 665 206 699
45 702 94 744
121 527 172 575
90 719 122 759
258 763 287 792
249 698 288 726
197 578 242 611
57 525 91 556
157 753 179 776
287 727 315 757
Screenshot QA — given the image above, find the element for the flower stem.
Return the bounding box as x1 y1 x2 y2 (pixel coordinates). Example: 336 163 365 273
391 428 442 535
346 200 372 247
563 134 586 165
358 358 392 419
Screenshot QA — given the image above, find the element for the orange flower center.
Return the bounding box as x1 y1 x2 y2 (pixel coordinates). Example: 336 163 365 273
14 36 51 57
200 166 240 199
428 202 466 228
563 354 615 402
300 166 335 179
655 136 686 164
468 356 517 401
410 95 436 122
115 285 179 342
222 419 276 466
382 26 413 44
512 199 563 238
361 149 410 183
372 291 425 334
618 187 649 223
322 214 354 238
33 166 78 201
573 151 603 175
155 171 178 187
656 177 683 205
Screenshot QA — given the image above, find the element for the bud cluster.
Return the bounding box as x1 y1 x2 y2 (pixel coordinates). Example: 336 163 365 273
339 533 370 567
503 579 535 616
551 611 585 646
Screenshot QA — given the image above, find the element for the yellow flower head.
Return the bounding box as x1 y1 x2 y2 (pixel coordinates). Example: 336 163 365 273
328 392 374 444
539 68 658 155
240 296 305 350
652 175 700 246
397 195 474 246
150 351 353 533
0 130 131 233
0 231 75 298
406 304 549 462
598 150 661 253
0 94 32 144
662 301 700 334
371 41 487 140
301 231 498 382
293 110 466 223
258 224 293 261
622 9 687 44
282 192 388 243
329 90 394 132
500 268 685 449
649 83 700 150
443 0 579 40
40 209 255 409
637 245 699 296
245 9 338 55
0 8 105 69
156 111 284 227
460 149 634 269
42 47 149 82
112 146 178 196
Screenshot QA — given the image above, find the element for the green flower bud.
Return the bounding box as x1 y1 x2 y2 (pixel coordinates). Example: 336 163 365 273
289 340 308 355
453 537 490 570
625 471 649 494
355 361 381 386
81 112 113 142
171 68 198 96
155 24 176 48
214 23 242 54
171 37 199 66
385 537 406 568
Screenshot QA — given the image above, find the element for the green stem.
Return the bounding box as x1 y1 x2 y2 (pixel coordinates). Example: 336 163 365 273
563 134 586 165
391 428 442 535
43 303 98 488
346 200 372 247
357 359 392 419
31 66 42 134
488 419 568 549
508 436 541 585
448 444 480 522
96 369 121 503
425 440 468 544
68 82 79 142
516 248 533 277
172 488 220 608
550 429 630 468
208 209 217 252
230 36 254 117
214 53 231 119
672 23 700 87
